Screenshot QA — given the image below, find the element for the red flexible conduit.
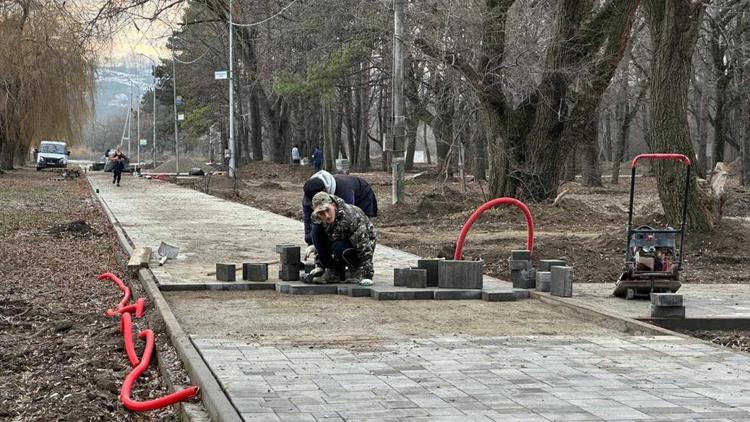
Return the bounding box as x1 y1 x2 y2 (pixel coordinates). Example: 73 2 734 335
120 330 200 412
100 272 199 411
120 312 141 367
98 272 131 314
454 197 534 260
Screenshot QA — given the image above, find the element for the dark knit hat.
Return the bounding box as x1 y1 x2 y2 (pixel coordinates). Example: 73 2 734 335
303 178 325 204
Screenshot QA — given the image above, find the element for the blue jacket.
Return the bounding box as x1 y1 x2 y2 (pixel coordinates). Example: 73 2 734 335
303 173 378 244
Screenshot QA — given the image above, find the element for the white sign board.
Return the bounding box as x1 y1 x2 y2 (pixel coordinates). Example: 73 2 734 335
214 70 228 80
139 139 147 146
178 113 185 121
413 151 426 164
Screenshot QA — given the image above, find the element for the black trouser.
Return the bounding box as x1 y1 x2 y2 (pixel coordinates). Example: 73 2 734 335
311 224 360 280
113 169 122 184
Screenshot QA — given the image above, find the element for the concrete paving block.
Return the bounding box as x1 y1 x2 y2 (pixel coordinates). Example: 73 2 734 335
206 282 249 291
371 289 416 301
650 304 686 319
438 260 483 289
536 271 551 292
512 289 531 299
289 283 338 295
512 269 535 289
417 259 441 287
650 293 683 307
393 268 407 287
434 290 482 300
159 283 206 291
539 259 567 271
245 282 276 291
550 266 573 297
276 282 290 294
279 264 300 281
481 289 517 302
242 263 268 281
347 286 372 297
413 290 435 300
509 259 531 271
511 250 531 261
279 246 301 264
404 268 428 288
216 263 236 282
275 244 297 253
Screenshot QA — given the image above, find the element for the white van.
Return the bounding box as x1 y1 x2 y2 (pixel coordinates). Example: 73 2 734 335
35 140 69 171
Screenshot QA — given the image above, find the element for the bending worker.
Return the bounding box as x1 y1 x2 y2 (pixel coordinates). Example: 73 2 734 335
307 192 377 285
302 170 378 258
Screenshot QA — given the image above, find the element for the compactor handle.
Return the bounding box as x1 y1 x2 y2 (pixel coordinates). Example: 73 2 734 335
631 153 691 168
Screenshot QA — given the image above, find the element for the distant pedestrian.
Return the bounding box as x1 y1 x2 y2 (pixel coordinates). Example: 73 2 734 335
111 145 127 187
312 146 323 171
291 144 301 164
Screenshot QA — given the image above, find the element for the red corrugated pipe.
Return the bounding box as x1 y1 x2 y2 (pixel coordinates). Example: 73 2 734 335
454 197 534 260
119 312 141 367
109 297 146 318
120 330 200 412
98 272 131 313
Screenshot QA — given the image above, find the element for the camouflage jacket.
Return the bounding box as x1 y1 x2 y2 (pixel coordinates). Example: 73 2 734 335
312 195 377 259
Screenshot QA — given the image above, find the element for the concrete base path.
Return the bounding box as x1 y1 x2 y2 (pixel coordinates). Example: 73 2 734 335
89 172 750 421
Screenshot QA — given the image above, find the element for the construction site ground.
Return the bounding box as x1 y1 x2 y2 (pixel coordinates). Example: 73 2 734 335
77 163 750 421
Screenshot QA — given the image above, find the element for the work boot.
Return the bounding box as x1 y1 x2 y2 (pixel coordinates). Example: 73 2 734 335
344 268 363 285
312 268 339 284
303 266 324 284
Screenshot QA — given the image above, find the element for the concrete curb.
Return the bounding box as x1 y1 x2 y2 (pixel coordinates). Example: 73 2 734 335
530 291 685 337
85 175 241 422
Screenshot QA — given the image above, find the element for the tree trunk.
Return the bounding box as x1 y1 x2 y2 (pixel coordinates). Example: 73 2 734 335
644 0 717 232
249 87 263 161
562 147 577 182
602 110 613 161
321 98 335 172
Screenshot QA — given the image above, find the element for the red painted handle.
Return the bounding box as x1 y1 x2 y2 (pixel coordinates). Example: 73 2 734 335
454 198 534 260
631 153 691 168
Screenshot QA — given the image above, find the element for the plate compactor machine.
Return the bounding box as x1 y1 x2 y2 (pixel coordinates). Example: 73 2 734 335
613 153 692 300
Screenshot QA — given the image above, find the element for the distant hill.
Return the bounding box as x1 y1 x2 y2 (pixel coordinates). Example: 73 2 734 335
94 62 153 120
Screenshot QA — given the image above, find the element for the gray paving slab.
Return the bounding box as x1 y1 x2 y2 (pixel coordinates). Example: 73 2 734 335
193 335 750 421
572 283 750 319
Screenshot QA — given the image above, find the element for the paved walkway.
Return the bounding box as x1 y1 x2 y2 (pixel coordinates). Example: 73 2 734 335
89 172 750 421
572 284 750 319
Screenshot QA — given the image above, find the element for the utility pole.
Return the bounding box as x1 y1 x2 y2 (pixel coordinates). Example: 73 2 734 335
127 85 132 156
152 66 157 168
228 0 236 179
391 0 405 204
136 89 141 167
172 50 180 175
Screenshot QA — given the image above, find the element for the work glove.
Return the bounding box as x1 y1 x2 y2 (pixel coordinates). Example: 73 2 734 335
304 245 317 261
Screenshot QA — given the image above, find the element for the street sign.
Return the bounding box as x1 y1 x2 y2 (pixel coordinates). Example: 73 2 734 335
175 96 184 106
139 139 147 146
178 113 185 121
214 70 228 80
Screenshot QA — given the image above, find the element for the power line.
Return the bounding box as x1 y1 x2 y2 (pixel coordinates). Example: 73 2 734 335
229 0 299 27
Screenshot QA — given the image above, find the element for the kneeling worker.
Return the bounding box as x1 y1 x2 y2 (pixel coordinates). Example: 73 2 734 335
307 192 376 286
302 170 377 257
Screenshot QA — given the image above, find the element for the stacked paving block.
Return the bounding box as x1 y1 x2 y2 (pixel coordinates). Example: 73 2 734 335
438 260 483 289
535 271 551 292
277 245 300 281
650 293 685 318
416 259 441 287
509 250 535 289
550 266 573 297
242 263 268 282
216 263 236 282
393 268 428 288
539 259 567 271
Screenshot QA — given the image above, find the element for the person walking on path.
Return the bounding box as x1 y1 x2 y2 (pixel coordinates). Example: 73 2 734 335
291 144 301 164
111 145 127 187
302 170 378 261
312 146 323 171
306 192 376 286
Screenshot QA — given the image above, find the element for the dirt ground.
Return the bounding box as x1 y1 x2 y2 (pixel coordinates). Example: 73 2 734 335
177 161 750 286
0 168 194 421
165 290 618 350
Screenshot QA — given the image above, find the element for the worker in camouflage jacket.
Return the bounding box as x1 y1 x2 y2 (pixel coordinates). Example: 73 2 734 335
306 192 376 286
